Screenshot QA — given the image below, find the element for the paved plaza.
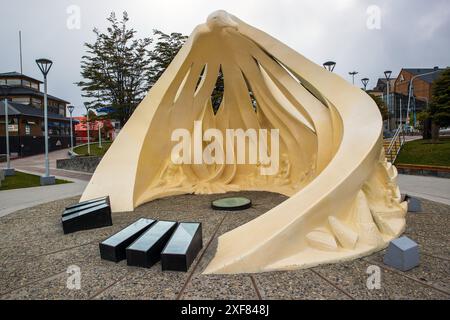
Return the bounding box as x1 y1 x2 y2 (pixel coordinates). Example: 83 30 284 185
0 191 448 300
0 147 449 300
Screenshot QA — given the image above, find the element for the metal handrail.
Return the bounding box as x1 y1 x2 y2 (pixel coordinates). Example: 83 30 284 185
386 125 405 162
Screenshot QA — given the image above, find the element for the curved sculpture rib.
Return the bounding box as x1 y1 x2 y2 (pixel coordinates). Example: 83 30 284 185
81 10 407 274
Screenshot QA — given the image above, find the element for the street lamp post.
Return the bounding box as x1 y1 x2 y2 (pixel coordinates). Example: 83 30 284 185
323 61 336 72
406 69 442 129
36 58 55 186
384 70 392 132
84 103 91 155
349 71 358 85
1 85 15 176
67 105 75 154
361 78 369 91
98 122 103 149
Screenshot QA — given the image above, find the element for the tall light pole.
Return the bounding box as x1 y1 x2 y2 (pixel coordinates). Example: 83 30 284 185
384 70 392 131
361 78 369 91
349 71 358 85
98 122 103 149
36 58 55 185
323 61 336 72
67 105 75 153
406 69 442 129
84 103 91 155
1 85 15 176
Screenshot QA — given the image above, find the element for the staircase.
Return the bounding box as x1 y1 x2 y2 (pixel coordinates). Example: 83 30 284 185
384 125 406 163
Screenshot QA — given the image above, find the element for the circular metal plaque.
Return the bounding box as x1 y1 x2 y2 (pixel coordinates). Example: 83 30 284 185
211 197 252 211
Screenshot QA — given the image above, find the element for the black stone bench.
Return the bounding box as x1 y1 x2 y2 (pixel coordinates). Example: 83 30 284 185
126 221 178 268
99 218 156 262
161 222 203 272
62 196 112 234
63 196 110 217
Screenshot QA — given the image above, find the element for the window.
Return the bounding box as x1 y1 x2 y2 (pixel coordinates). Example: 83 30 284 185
0 79 6 85
31 82 39 90
25 124 31 135
7 79 21 86
12 97 30 105
22 80 31 87
31 98 42 107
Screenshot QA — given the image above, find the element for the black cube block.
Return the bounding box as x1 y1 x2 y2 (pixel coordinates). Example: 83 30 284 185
161 222 203 272
99 218 156 262
126 221 177 268
62 202 112 234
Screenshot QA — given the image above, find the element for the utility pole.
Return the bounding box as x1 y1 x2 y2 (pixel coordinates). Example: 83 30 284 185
84 103 91 155
36 58 55 185
384 70 392 132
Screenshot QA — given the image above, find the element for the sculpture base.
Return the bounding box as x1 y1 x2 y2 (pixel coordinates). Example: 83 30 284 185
3 168 15 177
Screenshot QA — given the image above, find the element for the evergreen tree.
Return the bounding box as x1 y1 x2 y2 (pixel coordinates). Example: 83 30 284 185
429 68 450 141
148 30 188 89
77 12 152 125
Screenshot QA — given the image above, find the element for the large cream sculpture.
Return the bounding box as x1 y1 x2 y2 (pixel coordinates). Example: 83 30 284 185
81 11 407 274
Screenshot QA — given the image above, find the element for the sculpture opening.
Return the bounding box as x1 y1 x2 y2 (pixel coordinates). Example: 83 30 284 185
81 10 407 274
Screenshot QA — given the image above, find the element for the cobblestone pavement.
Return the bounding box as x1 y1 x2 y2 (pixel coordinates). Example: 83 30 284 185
0 192 448 300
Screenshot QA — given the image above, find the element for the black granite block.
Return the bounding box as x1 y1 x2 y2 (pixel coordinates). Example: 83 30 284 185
62 202 112 234
161 222 203 272
99 218 156 262
126 221 178 268
65 196 109 211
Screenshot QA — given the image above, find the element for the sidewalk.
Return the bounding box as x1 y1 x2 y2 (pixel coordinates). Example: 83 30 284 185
0 148 91 217
6 148 92 181
0 178 88 218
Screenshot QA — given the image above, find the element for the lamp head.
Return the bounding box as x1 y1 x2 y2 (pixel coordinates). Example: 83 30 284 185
361 78 370 90
323 61 336 72
67 105 75 114
384 70 392 80
36 58 53 77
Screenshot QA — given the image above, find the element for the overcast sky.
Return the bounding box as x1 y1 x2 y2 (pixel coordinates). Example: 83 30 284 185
1 0 449 116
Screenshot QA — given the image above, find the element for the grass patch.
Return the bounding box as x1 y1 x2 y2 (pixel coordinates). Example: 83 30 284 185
73 141 112 157
0 171 71 191
395 137 450 167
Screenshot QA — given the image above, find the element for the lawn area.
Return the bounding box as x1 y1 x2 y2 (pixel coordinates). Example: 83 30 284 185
0 171 71 191
73 141 112 157
395 137 450 167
